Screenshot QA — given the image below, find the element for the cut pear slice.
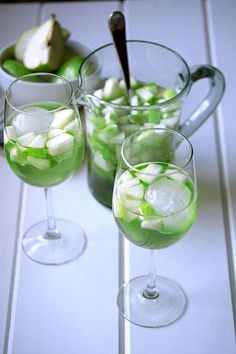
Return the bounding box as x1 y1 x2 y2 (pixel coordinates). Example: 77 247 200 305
117 177 144 214
23 15 64 72
15 27 38 61
94 151 115 172
48 128 64 138
50 108 75 129
28 134 46 148
136 87 154 102
10 147 27 165
113 198 137 222
16 132 36 146
136 163 162 184
141 217 163 231
103 77 120 100
46 133 74 156
166 169 188 183
27 156 51 170
5 126 16 142
64 118 79 132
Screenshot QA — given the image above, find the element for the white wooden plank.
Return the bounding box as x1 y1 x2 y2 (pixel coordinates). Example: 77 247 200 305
123 0 235 353
9 2 121 354
206 0 236 317
0 4 39 354
0 152 22 354
11 164 119 354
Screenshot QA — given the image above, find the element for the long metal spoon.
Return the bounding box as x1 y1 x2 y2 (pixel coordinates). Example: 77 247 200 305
108 11 131 99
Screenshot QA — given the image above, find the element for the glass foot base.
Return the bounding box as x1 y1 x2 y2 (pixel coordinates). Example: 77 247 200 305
22 219 87 265
117 275 187 327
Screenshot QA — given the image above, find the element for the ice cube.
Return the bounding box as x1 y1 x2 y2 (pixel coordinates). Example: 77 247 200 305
12 107 53 136
145 177 191 216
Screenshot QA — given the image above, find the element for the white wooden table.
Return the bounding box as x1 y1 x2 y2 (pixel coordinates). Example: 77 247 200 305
0 1 235 353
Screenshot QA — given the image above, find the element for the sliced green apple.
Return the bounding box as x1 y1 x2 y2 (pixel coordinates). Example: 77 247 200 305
28 134 46 148
50 108 75 129
46 133 74 156
2 59 32 77
27 156 51 170
15 26 38 61
23 15 64 72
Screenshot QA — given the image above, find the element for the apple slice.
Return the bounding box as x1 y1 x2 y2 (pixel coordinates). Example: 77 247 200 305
15 27 38 61
5 126 16 142
103 77 120 100
16 132 36 146
46 133 74 156
23 15 64 72
64 118 79 132
28 134 46 148
27 156 51 170
50 108 75 129
48 128 64 138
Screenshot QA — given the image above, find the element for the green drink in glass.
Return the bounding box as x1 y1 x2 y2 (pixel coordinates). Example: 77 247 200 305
5 102 84 187
4 73 86 265
112 127 198 327
114 162 197 249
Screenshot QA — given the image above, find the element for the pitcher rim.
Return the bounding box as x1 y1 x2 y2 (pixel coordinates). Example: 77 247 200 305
78 39 191 110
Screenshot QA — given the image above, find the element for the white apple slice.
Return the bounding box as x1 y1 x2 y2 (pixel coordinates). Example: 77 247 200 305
130 95 139 106
141 217 163 231
136 163 162 184
5 126 16 142
46 133 74 156
94 151 115 172
64 118 79 132
28 134 46 148
136 87 154 102
166 169 188 183
103 77 120 100
109 132 125 145
15 27 38 61
113 198 137 222
111 96 127 105
10 147 26 165
48 128 64 138
50 108 75 129
23 15 64 72
16 132 36 146
93 89 103 99
27 156 51 169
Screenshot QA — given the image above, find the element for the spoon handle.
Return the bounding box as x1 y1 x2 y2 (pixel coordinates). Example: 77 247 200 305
108 11 131 96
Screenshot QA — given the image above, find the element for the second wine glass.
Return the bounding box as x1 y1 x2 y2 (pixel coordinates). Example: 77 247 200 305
4 73 86 265
113 127 198 327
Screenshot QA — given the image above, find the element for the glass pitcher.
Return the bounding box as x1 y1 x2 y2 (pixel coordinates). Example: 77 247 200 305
78 40 225 207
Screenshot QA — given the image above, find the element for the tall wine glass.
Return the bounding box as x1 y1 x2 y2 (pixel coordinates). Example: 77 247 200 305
113 127 197 327
4 73 86 265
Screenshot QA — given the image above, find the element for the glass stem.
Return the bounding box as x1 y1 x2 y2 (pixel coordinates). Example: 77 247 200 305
143 249 159 299
44 188 60 239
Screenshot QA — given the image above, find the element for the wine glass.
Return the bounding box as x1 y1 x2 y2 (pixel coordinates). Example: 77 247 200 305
113 127 198 327
4 73 86 265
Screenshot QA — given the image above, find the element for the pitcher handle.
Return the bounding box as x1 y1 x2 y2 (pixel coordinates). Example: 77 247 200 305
179 65 225 137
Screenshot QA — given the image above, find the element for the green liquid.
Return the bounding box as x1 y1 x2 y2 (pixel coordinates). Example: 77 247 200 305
5 102 84 187
114 162 197 249
86 78 180 207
